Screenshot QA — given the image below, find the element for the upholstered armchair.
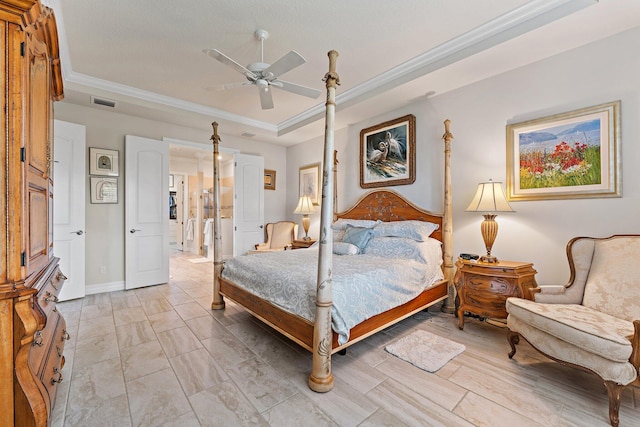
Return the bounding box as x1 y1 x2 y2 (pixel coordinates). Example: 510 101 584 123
506 235 640 427
249 221 298 253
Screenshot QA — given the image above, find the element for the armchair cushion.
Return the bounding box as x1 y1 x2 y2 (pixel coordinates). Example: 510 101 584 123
506 298 634 362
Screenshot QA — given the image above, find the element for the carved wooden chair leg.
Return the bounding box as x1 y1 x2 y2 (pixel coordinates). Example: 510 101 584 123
603 380 623 427
507 330 520 359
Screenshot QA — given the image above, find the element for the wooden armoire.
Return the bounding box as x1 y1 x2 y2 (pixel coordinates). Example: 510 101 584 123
0 1 67 426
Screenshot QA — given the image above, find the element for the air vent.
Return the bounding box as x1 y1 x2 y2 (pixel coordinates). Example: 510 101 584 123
91 96 117 108
241 132 255 138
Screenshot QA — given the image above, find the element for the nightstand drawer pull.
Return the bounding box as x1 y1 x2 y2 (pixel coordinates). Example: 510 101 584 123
62 330 71 341
491 282 507 291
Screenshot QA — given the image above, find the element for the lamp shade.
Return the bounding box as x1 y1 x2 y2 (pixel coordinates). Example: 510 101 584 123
466 180 514 213
293 196 315 215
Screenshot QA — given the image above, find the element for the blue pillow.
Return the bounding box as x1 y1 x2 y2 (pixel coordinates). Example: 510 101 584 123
342 225 373 253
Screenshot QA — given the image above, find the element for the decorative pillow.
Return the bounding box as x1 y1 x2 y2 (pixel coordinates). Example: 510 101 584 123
341 225 373 253
371 220 439 242
332 218 379 242
364 236 443 265
333 242 359 255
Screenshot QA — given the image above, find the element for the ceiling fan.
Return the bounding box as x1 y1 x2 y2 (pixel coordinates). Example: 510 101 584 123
203 29 321 110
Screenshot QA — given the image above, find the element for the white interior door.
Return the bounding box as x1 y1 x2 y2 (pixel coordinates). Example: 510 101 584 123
125 135 169 290
233 153 264 255
53 120 86 301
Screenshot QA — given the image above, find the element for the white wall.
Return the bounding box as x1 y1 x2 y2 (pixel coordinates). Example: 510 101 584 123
287 26 640 286
54 103 287 288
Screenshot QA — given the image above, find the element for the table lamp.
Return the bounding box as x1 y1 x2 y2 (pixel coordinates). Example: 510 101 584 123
466 179 514 263
293 196 315 240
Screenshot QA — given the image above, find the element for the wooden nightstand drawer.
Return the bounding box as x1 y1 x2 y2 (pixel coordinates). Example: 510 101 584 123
454 259 537 329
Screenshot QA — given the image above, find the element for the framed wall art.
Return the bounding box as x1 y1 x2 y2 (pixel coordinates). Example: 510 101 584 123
360 114 416 188
89 147 119 176
264 169 276 190
90 177 118 204
506 101 620 201
299 162 321 205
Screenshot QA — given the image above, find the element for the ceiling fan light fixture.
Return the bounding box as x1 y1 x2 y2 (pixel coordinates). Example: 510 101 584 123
256 79 269 91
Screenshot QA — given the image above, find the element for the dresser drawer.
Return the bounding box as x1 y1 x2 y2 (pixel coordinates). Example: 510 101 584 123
40 314 67 410
29 309 60 377
37 267 65 319
465 274 522 298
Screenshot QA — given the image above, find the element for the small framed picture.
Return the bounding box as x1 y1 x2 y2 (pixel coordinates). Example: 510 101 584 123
264 169 276 190
299 163 321 205
90 177 118 204
89 147 119 176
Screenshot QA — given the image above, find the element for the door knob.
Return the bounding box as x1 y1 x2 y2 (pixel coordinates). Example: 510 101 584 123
70 230 84 235
130 229 142 234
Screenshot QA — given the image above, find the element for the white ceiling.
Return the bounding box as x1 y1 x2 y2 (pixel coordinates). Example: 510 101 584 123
48 0 640 146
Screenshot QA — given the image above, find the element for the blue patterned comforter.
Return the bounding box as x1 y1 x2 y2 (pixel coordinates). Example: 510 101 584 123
221 247 444 344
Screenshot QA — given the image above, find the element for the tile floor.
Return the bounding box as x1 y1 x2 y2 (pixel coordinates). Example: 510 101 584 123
51 251 639 426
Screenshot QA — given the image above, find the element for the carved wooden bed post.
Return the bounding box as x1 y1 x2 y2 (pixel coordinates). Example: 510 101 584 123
210 122 225 310
309 50 340 393
440 119 455 313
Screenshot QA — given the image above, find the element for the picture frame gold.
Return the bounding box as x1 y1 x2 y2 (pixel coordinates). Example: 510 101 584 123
299 162 321 205
506 101 621 201
264 169 276 190
360 114 416 188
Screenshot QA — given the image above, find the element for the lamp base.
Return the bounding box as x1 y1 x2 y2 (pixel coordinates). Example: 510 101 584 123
480 255 498 263
302 236 312 241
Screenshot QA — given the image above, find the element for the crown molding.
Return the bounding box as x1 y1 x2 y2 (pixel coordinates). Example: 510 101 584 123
50 0 595 138
277 0 596 136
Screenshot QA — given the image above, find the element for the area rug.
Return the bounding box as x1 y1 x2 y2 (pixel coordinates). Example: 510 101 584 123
385 330 465 372
188 257 211 264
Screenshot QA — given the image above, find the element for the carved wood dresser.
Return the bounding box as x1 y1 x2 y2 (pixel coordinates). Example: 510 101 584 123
1 1 66 425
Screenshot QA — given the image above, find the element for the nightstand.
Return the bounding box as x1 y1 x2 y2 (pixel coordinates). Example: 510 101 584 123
291 239 316 249
454 258 538 330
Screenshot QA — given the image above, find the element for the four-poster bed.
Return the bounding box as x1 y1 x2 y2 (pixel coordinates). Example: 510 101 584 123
209 51 454 393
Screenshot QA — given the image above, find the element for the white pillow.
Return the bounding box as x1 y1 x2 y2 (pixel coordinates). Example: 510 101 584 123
371 220 439 242
333 242 359 255
363 236 442 265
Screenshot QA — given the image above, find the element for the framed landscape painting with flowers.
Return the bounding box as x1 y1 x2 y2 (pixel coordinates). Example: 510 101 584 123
506 101 620 201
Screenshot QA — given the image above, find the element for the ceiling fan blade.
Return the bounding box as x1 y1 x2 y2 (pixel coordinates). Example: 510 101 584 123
263 50 306 79
258 86 274 110
203 48 257 79
273 79 321 99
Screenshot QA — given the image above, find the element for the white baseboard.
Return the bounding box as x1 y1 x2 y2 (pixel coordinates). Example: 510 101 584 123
86 281 125 295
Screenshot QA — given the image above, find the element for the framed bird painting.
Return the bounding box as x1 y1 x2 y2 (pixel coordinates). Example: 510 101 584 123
360 114 416 188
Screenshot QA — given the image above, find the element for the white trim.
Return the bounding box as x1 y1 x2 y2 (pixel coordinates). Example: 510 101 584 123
86 281 125 295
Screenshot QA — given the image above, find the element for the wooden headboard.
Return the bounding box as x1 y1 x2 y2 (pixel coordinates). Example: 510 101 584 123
336 189 444 243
